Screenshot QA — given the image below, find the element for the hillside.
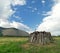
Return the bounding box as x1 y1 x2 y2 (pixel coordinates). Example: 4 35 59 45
0 27 29 36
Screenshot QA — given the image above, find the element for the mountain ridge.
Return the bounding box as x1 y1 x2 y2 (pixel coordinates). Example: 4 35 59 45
0 27 29 37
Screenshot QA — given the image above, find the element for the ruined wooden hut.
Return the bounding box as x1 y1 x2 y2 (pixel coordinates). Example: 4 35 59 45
30 31 53 45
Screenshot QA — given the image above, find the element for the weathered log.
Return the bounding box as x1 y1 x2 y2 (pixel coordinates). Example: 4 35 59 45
29 31 53 45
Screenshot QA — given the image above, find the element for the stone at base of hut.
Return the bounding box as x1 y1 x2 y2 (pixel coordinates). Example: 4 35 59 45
29 31 53 45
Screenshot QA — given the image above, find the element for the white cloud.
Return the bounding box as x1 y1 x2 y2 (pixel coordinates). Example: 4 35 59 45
13 15 24 22
0 19 11 28
32 8 38 12
54 0 60 3
0 0 26 19
37 0 60 35
10 21 32 32
0 0 32 33
0 0 26 20
42 0 45 4
12 0 26 6
0 0 14 20
0 19 32 32
42 11 52 16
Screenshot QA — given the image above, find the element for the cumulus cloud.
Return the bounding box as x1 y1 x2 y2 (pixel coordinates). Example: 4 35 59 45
12 0 26 6
37 0 60 35
0 19 32 32
42 0 45 4
0 0 32 33
0 0 26 20
0 0 13 20
0 19 11 28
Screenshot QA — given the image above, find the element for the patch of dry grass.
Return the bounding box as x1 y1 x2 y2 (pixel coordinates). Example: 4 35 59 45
0 37 28 42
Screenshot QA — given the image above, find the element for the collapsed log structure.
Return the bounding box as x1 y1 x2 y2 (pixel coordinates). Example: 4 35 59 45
30 31 53 45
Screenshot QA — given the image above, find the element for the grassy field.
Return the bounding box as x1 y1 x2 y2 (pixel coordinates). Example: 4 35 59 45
0 37 60 53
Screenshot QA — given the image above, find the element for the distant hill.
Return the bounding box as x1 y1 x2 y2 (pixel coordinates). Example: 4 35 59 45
0 27 29 37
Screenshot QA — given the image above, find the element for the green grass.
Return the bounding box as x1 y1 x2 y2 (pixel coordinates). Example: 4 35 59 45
0 37 60 53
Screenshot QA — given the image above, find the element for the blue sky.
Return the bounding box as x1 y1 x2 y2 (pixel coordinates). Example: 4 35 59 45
0 0 60 35
10 0 53 30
